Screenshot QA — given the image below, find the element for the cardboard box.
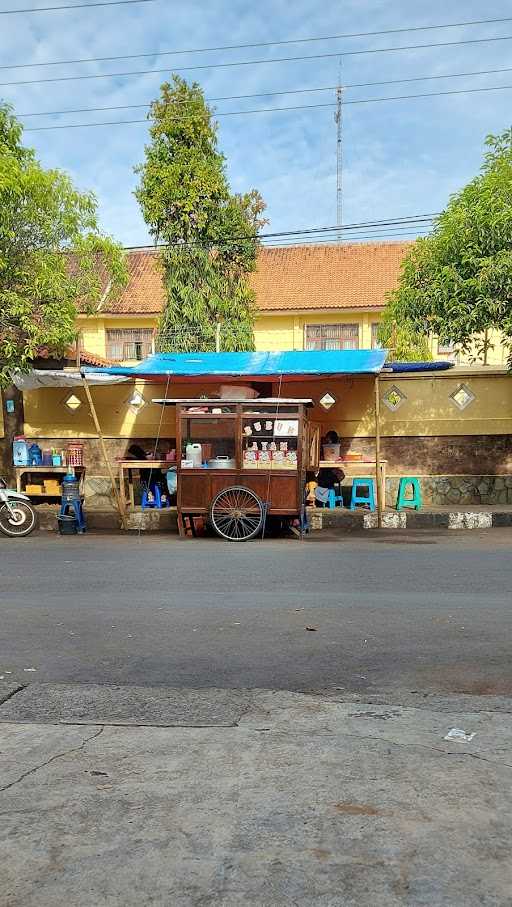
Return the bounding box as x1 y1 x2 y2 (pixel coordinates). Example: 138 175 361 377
26 484 44 495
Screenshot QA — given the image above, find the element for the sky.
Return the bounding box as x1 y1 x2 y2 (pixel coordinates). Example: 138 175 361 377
2 0 512 247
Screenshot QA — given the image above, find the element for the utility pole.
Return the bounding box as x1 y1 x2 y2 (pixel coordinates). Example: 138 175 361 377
334 70 343 242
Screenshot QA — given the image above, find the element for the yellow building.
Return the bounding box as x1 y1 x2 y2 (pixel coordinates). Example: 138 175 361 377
76 242 509 367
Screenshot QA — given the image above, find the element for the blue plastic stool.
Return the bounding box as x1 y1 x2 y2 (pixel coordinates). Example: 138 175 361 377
141 483 162 510
59 498 86 532
396 477 422 511
350 477 376 512
327 488 343 508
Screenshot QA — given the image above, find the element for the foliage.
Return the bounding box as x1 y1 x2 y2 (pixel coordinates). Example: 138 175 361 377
381 127 512 363
135 75 266 352
377 310 433 362
0 104 126 385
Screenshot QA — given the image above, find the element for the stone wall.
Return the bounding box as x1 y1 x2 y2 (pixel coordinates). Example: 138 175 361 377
385 475 512 507
339 435 512 475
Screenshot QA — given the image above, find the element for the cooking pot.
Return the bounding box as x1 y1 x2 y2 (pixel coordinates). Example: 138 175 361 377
208 457 236 469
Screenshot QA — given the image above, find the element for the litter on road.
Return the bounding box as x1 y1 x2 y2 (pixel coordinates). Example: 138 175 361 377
444 728 476 742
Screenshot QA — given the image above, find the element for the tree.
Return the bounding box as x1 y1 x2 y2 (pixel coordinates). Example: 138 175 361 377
0 103 126 386
377 310 433 362
381 127 512 363
0 103 126 480
135 76 266 352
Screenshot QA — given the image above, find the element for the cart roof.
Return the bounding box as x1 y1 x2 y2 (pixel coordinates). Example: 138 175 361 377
152 397 314 406
84 349 387 379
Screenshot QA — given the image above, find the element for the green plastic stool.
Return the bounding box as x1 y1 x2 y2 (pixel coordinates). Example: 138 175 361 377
396 477 422 511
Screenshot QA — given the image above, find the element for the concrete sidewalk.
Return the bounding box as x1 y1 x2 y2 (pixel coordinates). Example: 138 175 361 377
1 685 511 906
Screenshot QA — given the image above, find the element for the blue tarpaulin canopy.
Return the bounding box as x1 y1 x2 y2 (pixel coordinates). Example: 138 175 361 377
84 349 388 380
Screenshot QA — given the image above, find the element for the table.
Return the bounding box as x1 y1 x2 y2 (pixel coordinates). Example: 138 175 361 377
15 465 85 499
117 460 170 510
319 459 388 504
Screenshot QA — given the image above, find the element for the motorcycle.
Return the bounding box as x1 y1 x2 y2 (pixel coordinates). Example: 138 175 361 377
0 478 38 537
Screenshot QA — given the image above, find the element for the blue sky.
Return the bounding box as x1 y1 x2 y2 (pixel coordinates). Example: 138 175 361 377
2 0 512 246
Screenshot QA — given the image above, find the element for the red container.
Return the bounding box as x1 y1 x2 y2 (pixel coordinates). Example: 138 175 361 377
66 442 84 467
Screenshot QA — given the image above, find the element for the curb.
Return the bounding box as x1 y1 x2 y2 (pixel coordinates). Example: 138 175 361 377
307 507 512 531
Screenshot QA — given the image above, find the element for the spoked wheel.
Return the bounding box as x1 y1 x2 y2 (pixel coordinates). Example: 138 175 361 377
0 501 37 537
210 486 264 542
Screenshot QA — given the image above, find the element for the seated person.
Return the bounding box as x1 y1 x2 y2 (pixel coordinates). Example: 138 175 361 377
126 444 163 488
315 430 345 506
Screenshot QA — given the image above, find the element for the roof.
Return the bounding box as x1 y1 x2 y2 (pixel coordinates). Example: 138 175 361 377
36 345 113 367
252 242 411 311
153 397 314 405
85 348 388 379
83 242 412 316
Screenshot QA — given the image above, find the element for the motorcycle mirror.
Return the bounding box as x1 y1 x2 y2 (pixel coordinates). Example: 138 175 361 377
0 477 7 489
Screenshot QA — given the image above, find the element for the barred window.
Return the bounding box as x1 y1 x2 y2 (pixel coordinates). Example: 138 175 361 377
305 323 359 351
371 323 381 349
106 328 154 362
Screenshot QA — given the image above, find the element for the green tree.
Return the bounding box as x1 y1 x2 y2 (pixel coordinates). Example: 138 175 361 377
135 76 266 352
381 127 512 363
377 310 433 362
0 103 126 385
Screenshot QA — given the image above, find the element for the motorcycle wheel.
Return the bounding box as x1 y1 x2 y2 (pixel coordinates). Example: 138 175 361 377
0 501 37 537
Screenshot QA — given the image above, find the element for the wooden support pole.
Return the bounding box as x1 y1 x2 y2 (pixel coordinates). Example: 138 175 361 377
81 376 128 530
374 374 383 529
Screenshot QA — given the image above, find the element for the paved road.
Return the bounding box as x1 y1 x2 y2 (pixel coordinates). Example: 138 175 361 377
1 530 511 695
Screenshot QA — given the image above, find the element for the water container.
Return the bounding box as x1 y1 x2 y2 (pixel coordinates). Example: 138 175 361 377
62 474 80 503
186 443 202 467
28 443 43 466
12 438 29 467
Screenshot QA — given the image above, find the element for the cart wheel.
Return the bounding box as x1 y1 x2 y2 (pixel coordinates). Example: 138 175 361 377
210 486 264 542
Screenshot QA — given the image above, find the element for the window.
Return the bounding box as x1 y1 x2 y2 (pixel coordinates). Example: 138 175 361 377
305 323 359 351
383 385 407 412
106 328 154 362
450 384 475 411
438 338 455 355
371 323 381 349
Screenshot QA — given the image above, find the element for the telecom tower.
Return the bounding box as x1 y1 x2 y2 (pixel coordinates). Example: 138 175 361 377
335 75 343 242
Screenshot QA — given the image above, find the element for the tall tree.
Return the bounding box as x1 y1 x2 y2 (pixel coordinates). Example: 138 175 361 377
381 127 512 363
0 103 126 385
135 76 266 351
0 103 126 479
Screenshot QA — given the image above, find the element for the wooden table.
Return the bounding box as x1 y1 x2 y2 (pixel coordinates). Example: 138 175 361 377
117 460 170 510
319 459 388 502
15 465 85 499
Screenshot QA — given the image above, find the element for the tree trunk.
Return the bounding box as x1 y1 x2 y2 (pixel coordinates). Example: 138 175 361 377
0 385 25 484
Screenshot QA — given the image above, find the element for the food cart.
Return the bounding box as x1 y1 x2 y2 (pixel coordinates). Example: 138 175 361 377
162 398 320 540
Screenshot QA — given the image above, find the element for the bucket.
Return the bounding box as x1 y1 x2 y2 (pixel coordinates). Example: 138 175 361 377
57 514 78 535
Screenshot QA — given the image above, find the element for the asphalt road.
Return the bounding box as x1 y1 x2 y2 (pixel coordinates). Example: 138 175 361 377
1 530 511 696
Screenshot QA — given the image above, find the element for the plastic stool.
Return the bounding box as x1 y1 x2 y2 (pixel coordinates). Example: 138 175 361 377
59 498 86 532
350 478 376 512
396 477 422 511
327 488 343 508
141 483 162 510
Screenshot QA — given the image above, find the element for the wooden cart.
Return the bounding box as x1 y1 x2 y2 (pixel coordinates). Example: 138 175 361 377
170 398 319 540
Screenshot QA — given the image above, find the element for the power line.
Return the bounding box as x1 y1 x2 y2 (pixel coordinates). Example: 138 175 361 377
0 0 154 13
22 82 512 131
4 33 512 89
17 65 512 119
3 15 511 68
120 215 438 251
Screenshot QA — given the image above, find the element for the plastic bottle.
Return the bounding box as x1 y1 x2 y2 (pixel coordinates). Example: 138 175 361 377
12 437 29 467
28 443 43 466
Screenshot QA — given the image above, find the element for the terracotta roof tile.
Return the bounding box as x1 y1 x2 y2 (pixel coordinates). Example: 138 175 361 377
252 242 412 311
95 241 412 315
